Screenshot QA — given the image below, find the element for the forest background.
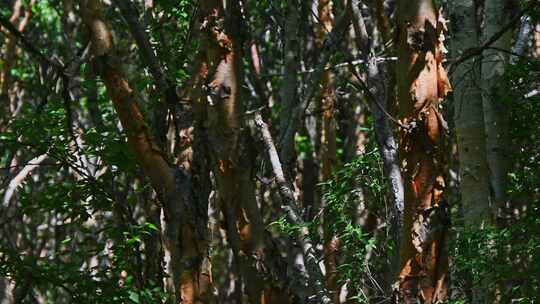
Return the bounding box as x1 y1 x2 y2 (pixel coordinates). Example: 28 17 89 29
0 0 539 303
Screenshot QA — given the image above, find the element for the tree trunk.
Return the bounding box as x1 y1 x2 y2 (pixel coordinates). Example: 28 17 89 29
279 0 301 177
481 0 514 215
196 1 267 301
535 23 540 58
0 0 34 119
449 1 491 226
79 1 213 303
316 1 340 301
395 1 452 303
449 2 493 301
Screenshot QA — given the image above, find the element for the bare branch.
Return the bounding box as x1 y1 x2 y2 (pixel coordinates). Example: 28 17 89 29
3 154 48 205
252 112 331 304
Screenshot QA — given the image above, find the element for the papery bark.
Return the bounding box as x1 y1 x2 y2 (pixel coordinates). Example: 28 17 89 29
395 1 451 302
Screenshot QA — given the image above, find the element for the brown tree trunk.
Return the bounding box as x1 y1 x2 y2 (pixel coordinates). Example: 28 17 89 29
395 1 452 303
0 0 34 118
196 1 267 302
535 23 540 58
79 1 213 303
316 1 340 301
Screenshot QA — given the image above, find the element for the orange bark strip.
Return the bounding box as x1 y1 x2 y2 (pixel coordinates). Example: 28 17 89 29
396 1 451 303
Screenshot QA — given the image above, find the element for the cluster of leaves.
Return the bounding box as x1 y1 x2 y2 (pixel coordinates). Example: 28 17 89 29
319 150 390 302
0 28 163 299
272 148 391 302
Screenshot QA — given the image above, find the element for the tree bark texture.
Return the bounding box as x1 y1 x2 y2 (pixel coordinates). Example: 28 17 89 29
395 1 452 303
349 1 405 287
448 0 491 227
278 0 301 177
535 23 540 58
253 112 331 304
195 1 268 302
316 1 340 301
481 0 514 213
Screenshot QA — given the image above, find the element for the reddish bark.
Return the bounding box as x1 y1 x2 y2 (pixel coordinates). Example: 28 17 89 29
395 1 452 303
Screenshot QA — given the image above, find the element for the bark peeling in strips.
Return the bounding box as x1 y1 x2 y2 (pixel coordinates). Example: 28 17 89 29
395 1 452 303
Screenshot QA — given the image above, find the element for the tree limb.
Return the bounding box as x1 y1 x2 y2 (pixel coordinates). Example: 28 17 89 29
253 112 331 304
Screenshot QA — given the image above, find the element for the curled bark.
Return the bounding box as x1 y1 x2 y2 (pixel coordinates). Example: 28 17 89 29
395 1 452 303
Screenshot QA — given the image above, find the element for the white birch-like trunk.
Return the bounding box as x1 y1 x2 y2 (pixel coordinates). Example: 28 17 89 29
449 1 491 226
481 0 513 211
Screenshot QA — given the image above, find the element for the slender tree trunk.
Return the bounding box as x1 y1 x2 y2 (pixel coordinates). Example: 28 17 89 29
253 112 331 304
316 1 340 301
449 1 491 226
279 0 301 176
395 1 452 303
449 2 493 302
348 0 404 293
481 0 514 215
112 0 173 150
535 23 540 58
481 3 519 302
196 1 267 301
79 2 213 303
0 0 34 119
0 277 14 304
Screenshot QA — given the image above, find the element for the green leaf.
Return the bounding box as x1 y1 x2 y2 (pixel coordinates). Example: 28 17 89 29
128 291 140 303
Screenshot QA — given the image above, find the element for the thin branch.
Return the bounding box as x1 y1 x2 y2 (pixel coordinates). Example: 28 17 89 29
252 112 331 304
112 0 175 103
3 154 48 205
346 60 410 130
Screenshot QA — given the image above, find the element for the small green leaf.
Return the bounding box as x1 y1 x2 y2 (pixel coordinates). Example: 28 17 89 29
128 291 140 303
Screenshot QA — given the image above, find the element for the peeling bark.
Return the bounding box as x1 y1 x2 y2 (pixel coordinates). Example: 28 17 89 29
395 1 451 303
